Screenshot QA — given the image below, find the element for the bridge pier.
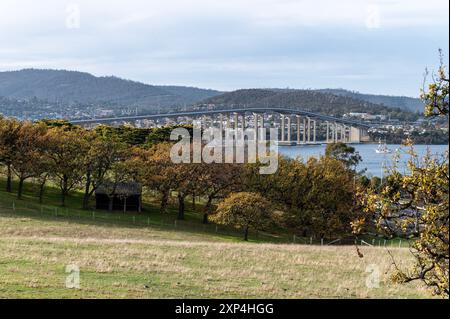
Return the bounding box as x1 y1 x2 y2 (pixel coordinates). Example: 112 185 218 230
326 121 330 143
287 116 291 143
313 120 316 144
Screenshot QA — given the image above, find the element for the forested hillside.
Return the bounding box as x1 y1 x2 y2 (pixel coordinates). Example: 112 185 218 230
0 69 221 111
198 89 419 121
317 89 424 112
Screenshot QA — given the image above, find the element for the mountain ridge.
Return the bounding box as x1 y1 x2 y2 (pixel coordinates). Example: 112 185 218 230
0 69 422 121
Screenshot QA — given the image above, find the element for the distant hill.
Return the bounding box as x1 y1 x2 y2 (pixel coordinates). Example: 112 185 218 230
316 89 424 113
0 69 422 121
197 89 419 121
0 69 221 112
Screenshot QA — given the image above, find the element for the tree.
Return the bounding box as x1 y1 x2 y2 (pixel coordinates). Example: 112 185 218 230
354 147 449 296
81 132 125 209
197 163 242 224
0 117 21 192
421 49 449 117
301 157 358 239
242 155 359 239
100 159 137 212
325 142 362 170
356 53 449 297
43 127 89 206
173 163 203 220
211 192 272 241
10 122 48 199
137 143 181 214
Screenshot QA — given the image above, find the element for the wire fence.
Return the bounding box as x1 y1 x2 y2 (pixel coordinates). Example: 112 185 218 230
0 199 407 247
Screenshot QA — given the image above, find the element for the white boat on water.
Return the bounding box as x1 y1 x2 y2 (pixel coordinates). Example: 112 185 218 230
375 139 392 154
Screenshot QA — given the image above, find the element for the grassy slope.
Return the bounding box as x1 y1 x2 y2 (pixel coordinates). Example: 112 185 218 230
0 180 432 298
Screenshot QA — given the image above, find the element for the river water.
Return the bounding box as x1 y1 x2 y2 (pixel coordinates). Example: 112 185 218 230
278 144 449 177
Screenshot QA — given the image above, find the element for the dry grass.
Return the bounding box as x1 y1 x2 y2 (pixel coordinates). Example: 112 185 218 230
0 213 432 299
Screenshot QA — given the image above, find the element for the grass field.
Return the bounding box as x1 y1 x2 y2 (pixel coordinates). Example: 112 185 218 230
0 179 432 299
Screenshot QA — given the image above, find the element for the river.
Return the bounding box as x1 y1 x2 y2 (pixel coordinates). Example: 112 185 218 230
278 144 449 177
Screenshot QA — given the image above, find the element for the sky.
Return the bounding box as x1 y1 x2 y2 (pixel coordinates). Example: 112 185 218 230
0 0 448 97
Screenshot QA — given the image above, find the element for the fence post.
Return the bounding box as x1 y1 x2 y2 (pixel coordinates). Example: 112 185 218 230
293 235 296 243
383 240 386 247
310 237 313 245
372 239 375 246
92 211 95 220
398 240 402 248
215 225 218 233
12 201 15 211
174 220 177 228
321 238 324 246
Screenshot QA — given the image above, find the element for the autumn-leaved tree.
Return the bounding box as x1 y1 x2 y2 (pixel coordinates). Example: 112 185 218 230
44 127 89 206
10 122 48 199
197 163 242 224
138 143 181 214
81 131 125 209
0 117 21 192
421 49 449 117
243 155 358 239
211 192 272 241
355 52 449 297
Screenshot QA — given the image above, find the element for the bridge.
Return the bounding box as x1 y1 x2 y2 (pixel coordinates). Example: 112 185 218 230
71 107 371 145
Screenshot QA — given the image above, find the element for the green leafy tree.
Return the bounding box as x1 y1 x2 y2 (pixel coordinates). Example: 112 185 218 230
325 142 362 170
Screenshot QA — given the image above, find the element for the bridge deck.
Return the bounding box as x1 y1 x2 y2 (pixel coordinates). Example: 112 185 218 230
70 107 371 128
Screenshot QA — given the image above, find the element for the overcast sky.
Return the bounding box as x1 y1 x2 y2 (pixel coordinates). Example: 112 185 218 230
0 0 448 97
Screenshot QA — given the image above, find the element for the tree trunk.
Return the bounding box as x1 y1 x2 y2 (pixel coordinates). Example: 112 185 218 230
160 190 169 214
203 196 213 224
61 175 68 206
108 197 114 212
177 193 185 220
17 177 24 199
6 164 12 193
61 192 66 207
82 171 92 210
38 179 46 204
244 226 250 241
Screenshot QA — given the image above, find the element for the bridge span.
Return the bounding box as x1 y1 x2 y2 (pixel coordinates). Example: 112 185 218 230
71 107 371 144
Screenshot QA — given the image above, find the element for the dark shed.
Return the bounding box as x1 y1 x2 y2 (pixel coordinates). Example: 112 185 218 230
95 182 142 213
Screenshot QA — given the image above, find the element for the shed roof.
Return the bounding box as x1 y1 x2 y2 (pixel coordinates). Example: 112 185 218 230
96 182 142 196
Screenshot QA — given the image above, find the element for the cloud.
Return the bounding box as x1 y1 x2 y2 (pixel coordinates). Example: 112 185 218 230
0 0 448 96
